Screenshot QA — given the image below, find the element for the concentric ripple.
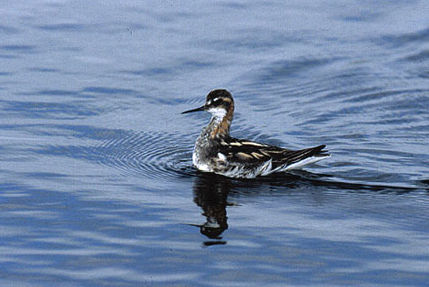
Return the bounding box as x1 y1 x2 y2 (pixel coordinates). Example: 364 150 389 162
93 131 195 179
36 128 196 179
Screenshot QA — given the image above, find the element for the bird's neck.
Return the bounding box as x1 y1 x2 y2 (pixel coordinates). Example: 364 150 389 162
207 107 234 139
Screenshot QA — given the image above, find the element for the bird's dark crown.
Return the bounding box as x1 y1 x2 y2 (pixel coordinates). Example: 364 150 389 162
205 89 234 109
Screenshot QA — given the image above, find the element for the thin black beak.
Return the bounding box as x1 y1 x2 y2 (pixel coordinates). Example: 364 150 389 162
181 105 205 114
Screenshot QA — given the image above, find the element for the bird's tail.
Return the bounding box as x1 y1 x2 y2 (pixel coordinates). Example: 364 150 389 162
279 145 330 171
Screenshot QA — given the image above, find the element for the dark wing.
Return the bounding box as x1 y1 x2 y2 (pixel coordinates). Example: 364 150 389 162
218 138 272 166
219 137 328 169
272 144 328 169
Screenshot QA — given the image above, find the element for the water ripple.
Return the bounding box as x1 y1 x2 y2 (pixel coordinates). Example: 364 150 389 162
37 127 195 179
378 27 429 48
96 131 194 178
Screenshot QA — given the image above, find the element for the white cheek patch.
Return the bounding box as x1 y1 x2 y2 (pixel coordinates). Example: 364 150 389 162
208 107 226 118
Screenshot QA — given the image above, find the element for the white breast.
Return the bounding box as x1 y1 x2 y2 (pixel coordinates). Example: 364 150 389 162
192 149 211 172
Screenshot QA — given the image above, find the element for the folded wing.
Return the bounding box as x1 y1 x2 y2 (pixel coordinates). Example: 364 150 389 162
219 138 329 171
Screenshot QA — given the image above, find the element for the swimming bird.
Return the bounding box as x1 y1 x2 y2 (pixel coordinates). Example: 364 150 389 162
182 89 329 178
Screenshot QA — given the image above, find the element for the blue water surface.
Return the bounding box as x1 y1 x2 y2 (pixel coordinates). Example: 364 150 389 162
1 1 428 286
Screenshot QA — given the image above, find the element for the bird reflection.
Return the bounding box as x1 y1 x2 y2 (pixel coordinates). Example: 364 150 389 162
190 171 308 245
191 173 233 245
188 168 419 246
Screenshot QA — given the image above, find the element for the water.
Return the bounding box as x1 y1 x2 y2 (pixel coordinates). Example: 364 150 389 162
1 0 428 286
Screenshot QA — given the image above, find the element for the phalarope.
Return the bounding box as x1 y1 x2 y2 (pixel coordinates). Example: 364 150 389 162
182 89 329 178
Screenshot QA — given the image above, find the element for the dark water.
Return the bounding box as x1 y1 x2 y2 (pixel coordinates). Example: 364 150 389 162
1 1 429 286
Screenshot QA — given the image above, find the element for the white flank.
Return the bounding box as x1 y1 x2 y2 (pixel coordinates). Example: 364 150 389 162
217 152 227 161
281 155 330 171
258 159 273 176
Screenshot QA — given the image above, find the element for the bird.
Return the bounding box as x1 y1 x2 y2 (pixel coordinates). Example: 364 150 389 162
182 89 329 178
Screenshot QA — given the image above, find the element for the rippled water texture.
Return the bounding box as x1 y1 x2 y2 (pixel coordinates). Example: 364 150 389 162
1 1 429 286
